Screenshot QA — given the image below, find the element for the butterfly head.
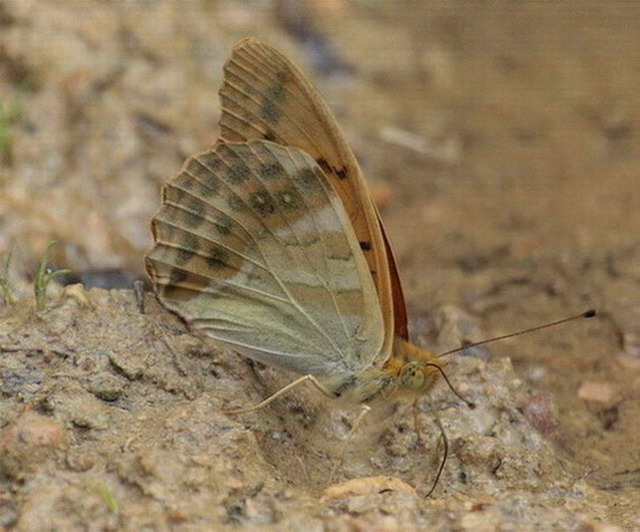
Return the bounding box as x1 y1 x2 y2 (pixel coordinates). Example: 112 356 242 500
391 341 474 408
397 361 444 393
386 339 448 395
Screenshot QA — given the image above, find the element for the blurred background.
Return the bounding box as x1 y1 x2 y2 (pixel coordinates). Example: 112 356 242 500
1 0 638 492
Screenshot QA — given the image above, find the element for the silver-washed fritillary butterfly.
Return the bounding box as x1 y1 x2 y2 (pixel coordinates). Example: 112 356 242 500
144 38 595 493
144 38 467 493
145 37 445 401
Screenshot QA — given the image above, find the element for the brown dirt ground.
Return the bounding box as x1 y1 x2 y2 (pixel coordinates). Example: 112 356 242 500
1 1 638 530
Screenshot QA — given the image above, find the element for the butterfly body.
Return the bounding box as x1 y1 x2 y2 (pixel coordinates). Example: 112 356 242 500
145 38 445 411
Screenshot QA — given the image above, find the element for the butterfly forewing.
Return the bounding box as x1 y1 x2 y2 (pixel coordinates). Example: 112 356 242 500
146 140 385 384
218 38 401 352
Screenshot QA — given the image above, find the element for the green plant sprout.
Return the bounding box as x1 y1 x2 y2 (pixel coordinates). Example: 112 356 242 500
0 241 15 304
94 481 119 514
34 241 70 310
0 91 24 164
84 478 119 514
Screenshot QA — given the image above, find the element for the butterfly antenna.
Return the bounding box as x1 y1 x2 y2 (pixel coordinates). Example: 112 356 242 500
424 363 475 409
437 309 596 359
425 405 448 498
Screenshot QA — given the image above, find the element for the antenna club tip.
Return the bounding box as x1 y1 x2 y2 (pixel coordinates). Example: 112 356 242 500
583 309 597 318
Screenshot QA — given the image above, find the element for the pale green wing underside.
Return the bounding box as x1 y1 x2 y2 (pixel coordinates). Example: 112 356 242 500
146 140 385 383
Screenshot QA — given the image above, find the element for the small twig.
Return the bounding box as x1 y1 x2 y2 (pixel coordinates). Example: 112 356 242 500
133 280 146 314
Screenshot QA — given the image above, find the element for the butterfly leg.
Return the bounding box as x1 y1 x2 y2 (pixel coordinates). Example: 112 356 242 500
412 399 427 445
329 403 371 482
223 374 335 415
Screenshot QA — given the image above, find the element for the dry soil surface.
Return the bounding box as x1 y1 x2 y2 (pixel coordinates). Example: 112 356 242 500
1 1 639 530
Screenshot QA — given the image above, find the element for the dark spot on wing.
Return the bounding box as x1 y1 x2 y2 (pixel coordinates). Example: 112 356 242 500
214 215 233 236
176 234 200 264
260 162 282 181
335 167 348 180
163 268 207 302
227 195 245 212
228 164 250 185
316 158 332 175
193 153 223 174
169 268 188 284
275 185 303 212
197 178 219 197
316 158 348 180
260 99 281 125
359 241 372 251
184 160 222 197
206 246 230 269
263 128 278 142
183 200 205 228
178 176 196 192
265 83 286 102
249 190 276 217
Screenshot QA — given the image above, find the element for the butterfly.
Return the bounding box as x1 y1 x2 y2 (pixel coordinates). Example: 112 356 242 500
145 38 464 492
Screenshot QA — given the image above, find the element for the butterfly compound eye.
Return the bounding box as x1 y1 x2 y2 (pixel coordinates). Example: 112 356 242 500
399 362 427 391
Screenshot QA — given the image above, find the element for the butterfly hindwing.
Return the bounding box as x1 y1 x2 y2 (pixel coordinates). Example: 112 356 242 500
146 140 385 382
